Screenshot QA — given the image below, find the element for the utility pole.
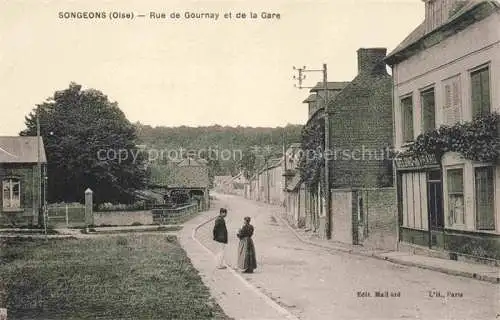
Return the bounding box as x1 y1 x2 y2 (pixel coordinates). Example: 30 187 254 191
293 64 332 240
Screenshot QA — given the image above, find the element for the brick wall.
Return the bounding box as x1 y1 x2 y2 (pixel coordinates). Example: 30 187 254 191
355 188 398 250
329 49 393 189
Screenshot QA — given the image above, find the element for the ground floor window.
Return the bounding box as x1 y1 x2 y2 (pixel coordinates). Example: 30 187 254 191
446 168 464 226
2 178 21 209
475 166 495 230
401 172 428 229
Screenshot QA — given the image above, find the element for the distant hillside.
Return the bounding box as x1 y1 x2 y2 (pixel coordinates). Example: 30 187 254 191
135 123 303 175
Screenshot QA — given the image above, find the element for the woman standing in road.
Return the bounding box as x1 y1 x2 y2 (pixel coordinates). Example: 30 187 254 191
237 216 257 273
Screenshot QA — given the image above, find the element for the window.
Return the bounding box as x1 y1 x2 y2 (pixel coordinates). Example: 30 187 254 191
447 168 464 225
475 166 495 230
401 96 414 143
2 178 21 210
442 76 462 125
471 66 491 118
421 88 436 132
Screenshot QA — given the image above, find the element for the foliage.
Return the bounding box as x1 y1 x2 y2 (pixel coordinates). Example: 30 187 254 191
97 200 152 212
408 112 500 162
298 118 325 194
21 83 148 204
136 122 303 176
170 190 190 204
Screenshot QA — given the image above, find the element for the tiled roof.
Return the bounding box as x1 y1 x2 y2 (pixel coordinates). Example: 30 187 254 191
310 82 350 93
0 136 47 163
386 0 499 65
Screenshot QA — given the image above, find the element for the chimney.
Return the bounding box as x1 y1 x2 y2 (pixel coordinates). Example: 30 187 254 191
424 0 462 33
357 48 387 75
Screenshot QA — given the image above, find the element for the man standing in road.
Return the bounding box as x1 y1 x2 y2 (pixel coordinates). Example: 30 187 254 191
213 208 228 269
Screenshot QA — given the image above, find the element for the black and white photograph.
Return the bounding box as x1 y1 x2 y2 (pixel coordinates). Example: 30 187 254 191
0 1 499 319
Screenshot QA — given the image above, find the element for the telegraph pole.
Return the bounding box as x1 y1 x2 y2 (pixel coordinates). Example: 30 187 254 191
293 64 332 240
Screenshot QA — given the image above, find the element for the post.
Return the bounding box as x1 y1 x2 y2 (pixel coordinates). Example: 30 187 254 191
323 63 332 240
266 157 270 203
36 109 43 227
85 188 93 229
65 204 69 226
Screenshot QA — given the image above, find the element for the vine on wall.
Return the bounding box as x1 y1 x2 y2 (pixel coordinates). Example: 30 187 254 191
298 118 325 195
407 112 500 162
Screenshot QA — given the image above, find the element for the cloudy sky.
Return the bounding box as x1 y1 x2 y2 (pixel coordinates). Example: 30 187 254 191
0 0 424 135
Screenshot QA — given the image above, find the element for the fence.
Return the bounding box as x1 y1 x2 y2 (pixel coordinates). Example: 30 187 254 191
152 203 199 225
46 203 86 228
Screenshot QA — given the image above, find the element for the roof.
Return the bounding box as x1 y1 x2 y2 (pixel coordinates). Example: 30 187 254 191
286 172 303 192
386 0 500 65
310 81 350 93
0 136 47 163
302 94 317 103
149 163 209 188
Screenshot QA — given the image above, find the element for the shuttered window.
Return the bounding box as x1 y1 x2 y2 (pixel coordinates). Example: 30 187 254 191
442 76 462 125
475 166 495 230
471 67 491 118
421 88 436 132
401 96 414 143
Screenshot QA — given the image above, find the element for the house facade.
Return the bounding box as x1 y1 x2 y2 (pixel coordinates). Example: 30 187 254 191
283 143 307 228
386 0 500 261
0 136 47 226
245 158 285 205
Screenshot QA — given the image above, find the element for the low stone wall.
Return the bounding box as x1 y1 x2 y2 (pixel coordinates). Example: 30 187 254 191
152 203 199 224
94 210 152 226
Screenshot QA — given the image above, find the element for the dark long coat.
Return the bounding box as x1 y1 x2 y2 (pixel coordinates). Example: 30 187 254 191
237 224 257 272
213 216 228 244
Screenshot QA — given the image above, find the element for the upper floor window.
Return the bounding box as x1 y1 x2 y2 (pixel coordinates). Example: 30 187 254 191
2 178 21 210
421 87 436 132
401 95 414 143
442 75 462 125
471 66 491 118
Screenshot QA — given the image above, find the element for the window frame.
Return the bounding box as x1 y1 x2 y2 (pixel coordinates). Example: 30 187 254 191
470 63 491 119
2 177 22 211
445 166 465 227
420 85 436 133
400 93 414 144
473 164 496 231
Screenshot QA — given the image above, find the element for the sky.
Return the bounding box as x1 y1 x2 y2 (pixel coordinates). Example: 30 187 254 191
0 0 424 136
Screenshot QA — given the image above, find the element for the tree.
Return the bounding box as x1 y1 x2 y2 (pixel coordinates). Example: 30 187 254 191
21 82 148 204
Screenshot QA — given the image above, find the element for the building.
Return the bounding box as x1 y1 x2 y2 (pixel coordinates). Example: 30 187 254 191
214 175 232 193
385 0 500 262
283 143 307 228
0 136 47 226
246 158 285 205
214 172 247 196
148 158 210 210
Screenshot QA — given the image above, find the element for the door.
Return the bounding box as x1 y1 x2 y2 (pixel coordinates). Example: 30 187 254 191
427 170 444 248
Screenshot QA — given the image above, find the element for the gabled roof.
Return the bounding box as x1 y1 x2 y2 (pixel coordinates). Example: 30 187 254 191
285 173 303 192
309 82 350 93
214 175 232 185
0 136 47 163
385 0 500 66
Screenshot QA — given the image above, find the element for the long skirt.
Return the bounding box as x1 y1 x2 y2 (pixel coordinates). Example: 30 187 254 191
237 237 257 272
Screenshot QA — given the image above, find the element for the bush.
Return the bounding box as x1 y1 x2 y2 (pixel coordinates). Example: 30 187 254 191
97 200 152 212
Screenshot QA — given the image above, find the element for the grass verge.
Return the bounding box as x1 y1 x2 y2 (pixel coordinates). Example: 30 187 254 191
0 235 232 319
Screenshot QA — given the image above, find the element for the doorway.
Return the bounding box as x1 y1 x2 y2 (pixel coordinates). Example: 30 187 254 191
427 170 444 248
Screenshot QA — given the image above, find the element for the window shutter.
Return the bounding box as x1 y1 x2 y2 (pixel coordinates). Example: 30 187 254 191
443 77 461 125
475 167 495 230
